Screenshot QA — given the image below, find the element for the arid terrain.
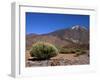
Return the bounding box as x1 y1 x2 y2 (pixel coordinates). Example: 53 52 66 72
26 50 89 67
25 25 90 67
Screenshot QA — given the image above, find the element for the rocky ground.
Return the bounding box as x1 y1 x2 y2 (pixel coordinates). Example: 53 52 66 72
25 50 89 67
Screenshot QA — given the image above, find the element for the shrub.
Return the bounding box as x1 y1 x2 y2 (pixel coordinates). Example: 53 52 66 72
30 42 59 59
60 48 70 53
60 48 76 54
75 49 81 52
74 50 86 57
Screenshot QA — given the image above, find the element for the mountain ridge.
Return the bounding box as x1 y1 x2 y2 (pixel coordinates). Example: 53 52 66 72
26 25 89 50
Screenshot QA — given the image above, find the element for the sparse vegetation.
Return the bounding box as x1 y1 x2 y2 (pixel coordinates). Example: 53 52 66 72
60 47 87 56
60 48 77 54
74 50 86 57
30 42 59 59
59 48 70 53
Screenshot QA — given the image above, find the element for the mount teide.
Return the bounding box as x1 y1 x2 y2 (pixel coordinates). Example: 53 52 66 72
46 25 89 44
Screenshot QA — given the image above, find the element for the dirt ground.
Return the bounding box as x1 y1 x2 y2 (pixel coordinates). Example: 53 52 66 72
25 50 89 67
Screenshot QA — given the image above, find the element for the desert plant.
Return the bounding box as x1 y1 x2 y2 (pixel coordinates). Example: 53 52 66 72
30 42 59 59
60 48 70 53
74 50 86 57
60 48 76 54
75 49 81 52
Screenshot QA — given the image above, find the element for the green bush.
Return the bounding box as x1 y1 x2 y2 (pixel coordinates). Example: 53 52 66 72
60 48 70 53
60 48 76 54
74 50 86 57
75 49 81 52
30 42 59 59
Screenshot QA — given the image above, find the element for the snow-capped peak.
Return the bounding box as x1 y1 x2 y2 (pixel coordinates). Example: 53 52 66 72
72 25 80 30
71 25 87 30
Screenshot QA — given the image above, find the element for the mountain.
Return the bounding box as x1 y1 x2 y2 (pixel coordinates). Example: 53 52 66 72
26 25 89 50
46 25 89 44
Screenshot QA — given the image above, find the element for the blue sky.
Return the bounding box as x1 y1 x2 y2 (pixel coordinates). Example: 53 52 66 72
26 12 89 35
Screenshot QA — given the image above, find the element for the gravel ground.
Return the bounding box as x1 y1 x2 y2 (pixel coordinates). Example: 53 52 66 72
25 51 89 67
